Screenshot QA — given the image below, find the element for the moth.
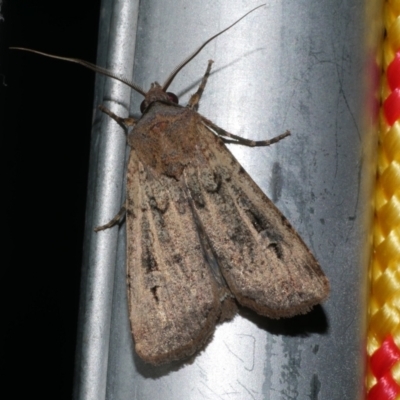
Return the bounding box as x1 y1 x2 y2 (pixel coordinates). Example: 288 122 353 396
12 5 329 365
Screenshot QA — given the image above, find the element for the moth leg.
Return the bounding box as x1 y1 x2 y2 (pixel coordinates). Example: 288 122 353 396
94 201 127 232
202 118 291 147
187 60 214 110
98 105 137 130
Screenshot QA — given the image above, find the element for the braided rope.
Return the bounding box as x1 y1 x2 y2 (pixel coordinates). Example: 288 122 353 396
366 1 400 399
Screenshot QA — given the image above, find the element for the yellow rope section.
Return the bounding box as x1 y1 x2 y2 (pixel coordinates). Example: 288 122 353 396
367 0 400 399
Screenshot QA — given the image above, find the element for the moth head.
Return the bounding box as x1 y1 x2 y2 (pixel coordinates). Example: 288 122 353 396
140 82 179 113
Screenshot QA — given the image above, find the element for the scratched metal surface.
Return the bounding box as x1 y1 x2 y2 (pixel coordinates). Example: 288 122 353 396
75 0 382 399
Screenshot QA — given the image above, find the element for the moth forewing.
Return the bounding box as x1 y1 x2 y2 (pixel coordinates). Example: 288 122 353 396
125 149 223 365
188 120 329 319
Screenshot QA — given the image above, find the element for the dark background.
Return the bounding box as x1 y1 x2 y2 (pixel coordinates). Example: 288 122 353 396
3 1 101 397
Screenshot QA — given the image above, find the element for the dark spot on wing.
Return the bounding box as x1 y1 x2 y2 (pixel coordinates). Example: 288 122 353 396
150 286 160 303
143 246 159 273
268 242 283 259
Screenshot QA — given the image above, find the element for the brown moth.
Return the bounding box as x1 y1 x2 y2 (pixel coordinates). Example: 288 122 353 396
12 5 329 365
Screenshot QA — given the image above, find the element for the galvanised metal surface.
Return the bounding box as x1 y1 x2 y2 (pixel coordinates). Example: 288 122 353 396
75 1 382 399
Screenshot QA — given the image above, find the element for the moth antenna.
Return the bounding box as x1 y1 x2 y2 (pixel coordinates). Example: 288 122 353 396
162 4 265 91
9 47 147 97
